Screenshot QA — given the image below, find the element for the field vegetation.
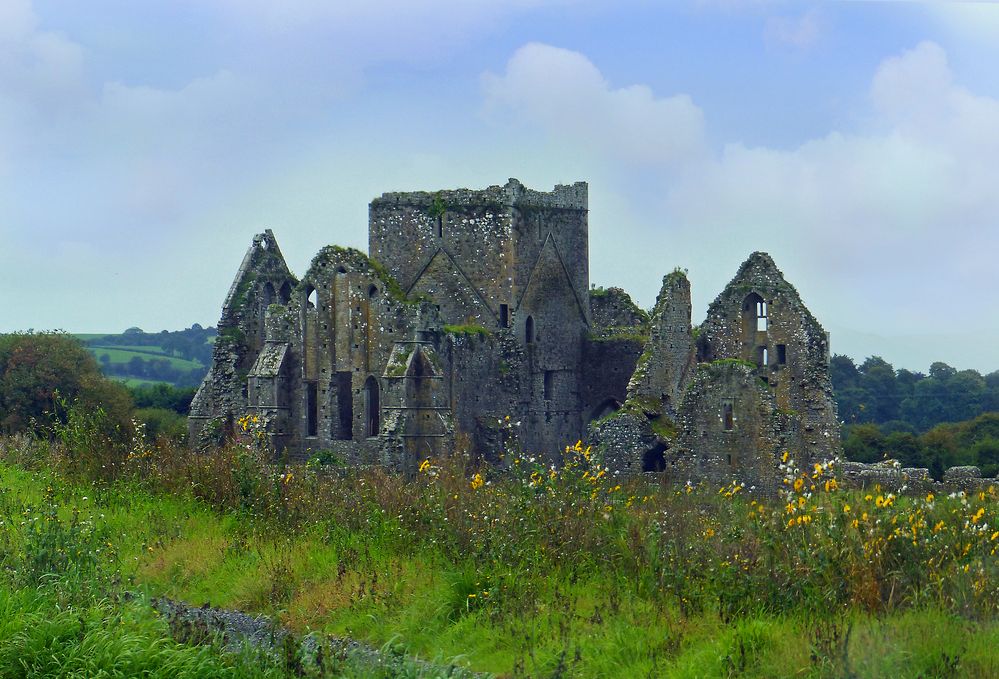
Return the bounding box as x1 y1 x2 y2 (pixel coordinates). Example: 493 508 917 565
1 331 997 676
1 406 997 677
77 325 215 388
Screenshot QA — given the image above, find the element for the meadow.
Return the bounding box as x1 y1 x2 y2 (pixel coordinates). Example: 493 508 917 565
0 410 997 677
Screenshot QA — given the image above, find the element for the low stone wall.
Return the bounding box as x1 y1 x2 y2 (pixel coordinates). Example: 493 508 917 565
837 460 995 495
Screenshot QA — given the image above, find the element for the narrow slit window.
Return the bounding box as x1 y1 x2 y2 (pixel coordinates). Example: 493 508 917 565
336 371 352 440
525 316 534 344
777 344 787 364
723 402 734 430
543 370 553 400
436 214 443 238
499 304 509 328
762 347 768 368
364 376 379 438
306 381 318 437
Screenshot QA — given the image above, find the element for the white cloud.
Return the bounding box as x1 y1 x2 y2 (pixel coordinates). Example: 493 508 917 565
928 1 999 43
482 43 706 167
483 40 999 369
0 0 85 171
662 40 999 362
765 9 821 49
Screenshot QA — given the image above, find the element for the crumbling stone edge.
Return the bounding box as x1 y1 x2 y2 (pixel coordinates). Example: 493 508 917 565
148 595 487 677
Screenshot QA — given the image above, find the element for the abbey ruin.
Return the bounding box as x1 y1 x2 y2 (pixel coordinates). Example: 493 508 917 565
190 179 841 488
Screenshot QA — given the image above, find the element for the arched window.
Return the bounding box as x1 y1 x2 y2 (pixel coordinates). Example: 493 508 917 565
368 284 378 298
305 286 317 310
364 376 380 438
525 316 534 344
262 282 275 307
278 281 291 304
642 444 667 473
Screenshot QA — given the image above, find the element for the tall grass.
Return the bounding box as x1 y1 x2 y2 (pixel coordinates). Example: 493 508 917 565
0 405 997 676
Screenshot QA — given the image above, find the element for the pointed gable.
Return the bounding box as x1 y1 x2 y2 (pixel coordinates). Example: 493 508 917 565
407 248 497 327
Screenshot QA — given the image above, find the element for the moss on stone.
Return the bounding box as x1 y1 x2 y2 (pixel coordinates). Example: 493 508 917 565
700 358 757 371
385 345 415 377
588 327 649 344
306 246 414 305
428 192 447 219
444 324 491 337
664 266 688 285
649 415 677 440
218 326 246 346
229 272 256 310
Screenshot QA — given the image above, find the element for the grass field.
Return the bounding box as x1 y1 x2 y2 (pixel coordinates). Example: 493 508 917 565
1 420 997 677
90 346 203 371
120 377 175 388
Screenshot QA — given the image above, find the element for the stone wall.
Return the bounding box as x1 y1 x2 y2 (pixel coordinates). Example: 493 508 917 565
193 187 845 490
627 270 696 419
189 230 297 445
589 287 648 331
697 252 839 464
673 361 794 494
368 178 589 331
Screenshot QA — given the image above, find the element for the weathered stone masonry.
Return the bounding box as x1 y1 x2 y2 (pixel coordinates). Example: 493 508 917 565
192 179 847 488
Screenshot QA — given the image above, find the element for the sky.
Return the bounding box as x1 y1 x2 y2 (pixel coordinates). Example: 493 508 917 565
2 0 998 373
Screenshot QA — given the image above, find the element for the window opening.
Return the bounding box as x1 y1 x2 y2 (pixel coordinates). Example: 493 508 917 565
525 316 534 344
306 382 318 437
436 214 443 238
499 304 509 328
642 444 667 473
762 347 768 368
336 372 352 440
756 300 768 332
723 402 734 430
306 286 317 310
364 376 379 437
543 371 553 400
368 284 378 298
777 344 787 364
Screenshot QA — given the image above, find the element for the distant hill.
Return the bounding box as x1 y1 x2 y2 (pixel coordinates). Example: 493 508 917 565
76 325 216 388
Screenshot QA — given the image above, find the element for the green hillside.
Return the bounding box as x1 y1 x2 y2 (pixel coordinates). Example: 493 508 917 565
75 325 216 388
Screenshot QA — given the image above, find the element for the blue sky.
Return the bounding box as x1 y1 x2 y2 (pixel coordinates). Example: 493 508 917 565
2 0 998 372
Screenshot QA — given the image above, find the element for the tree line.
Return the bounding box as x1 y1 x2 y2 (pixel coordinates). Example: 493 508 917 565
831 355 999 478
99 355 205 388
1 332 996 477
